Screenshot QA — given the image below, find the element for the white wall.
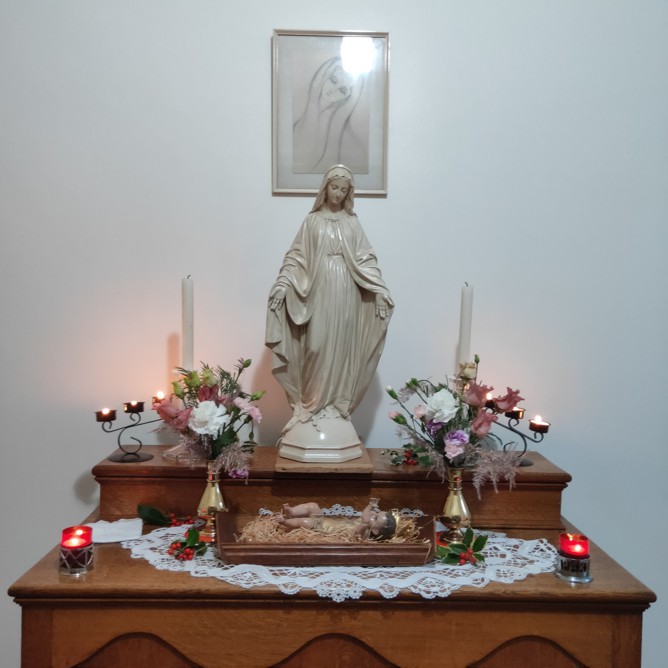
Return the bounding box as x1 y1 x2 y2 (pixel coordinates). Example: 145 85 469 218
2 1 666 665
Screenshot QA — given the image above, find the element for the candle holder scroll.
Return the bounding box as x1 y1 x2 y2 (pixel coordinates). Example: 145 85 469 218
96 408 160 462
492 414 547 467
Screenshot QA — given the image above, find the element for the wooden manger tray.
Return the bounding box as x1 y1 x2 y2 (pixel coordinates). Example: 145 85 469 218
215 511 435 567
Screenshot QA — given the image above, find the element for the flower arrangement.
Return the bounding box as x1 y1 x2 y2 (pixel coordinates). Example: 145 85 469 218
154 358 264 478
386 357 524 493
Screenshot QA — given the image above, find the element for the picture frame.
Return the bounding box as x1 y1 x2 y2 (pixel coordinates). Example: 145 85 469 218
272 29 389 196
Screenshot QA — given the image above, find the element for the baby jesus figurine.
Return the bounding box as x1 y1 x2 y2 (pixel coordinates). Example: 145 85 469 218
278 499 398 541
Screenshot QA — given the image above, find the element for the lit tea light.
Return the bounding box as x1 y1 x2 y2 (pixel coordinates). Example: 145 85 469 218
505 406 525 420
61 525 93 549
556 532 592 583
59 525 94 576
559 533 589 558
152 390 166 405
529 415 550 433
95 408 117 423
123 401 144 414
484 392 495 409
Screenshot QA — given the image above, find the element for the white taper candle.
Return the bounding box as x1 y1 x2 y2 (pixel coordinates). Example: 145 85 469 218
181 276 194 370
457 284 473 365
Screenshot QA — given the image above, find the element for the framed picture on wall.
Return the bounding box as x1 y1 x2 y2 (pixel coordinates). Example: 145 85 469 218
272 29 389 196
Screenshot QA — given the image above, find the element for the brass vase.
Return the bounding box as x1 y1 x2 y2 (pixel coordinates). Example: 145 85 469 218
440 467 472 544
197 461 228 543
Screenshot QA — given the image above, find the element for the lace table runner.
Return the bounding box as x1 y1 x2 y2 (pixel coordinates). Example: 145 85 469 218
122 524 557 602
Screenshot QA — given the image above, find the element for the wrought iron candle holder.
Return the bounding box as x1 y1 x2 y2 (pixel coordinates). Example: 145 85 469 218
455 372 551 467
95 401 161 462
492 410 549 466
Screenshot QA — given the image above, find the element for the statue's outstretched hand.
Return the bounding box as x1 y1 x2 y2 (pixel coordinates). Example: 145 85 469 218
269 285 286 312
375 293 394 319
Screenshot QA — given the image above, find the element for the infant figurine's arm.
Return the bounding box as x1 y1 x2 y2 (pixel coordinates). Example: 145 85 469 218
355 500 381 539
360 498 380 524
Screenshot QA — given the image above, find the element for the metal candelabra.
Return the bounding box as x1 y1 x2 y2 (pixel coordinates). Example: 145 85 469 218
95 402 161 462
492 411 548 466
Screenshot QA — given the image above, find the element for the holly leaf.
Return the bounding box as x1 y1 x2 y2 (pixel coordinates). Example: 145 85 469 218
462 528 474 547
137 504 171 526
472 534 488 552
447 542 467 554
183 527 201 546
443 553 461 565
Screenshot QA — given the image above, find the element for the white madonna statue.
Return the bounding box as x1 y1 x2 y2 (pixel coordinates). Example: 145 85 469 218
266 165 394 463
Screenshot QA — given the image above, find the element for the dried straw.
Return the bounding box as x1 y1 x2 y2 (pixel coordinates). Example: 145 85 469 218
237 512 425 545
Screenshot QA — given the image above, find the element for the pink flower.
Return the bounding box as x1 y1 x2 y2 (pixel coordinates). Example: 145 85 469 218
494 387 525 412
471 411 498 438
228 467 249 479
388 411 407 425
198 384 220 403
413 405 427 419
233 396 262 423
463 383 494 408
156 401 192 431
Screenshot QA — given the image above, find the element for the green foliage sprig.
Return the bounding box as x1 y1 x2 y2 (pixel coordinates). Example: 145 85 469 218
167 527 208 561
438 528 488 566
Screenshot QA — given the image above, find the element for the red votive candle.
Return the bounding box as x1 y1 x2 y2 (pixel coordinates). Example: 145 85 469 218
559 533 589 558
61 526 93 548
59 526 94 575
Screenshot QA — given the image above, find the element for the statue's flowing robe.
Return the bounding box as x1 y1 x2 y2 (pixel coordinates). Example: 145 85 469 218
266 210 392 426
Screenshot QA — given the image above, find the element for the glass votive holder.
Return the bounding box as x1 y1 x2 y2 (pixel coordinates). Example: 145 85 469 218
59 525 94 576
555 533 592 583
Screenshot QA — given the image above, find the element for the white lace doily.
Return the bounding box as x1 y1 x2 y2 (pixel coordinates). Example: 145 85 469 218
121 518 557 602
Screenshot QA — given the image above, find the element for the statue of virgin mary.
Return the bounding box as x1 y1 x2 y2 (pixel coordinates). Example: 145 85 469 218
266 165 394 463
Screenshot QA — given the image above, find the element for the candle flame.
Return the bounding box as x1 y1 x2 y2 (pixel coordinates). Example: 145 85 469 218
101 408 110 415
156 391 165 400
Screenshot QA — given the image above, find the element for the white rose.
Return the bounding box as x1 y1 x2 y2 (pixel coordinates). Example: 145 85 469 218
425 388 458 424
188 400 230 436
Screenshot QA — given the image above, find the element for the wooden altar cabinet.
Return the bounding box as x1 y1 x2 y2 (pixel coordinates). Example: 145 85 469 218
8 447 656 667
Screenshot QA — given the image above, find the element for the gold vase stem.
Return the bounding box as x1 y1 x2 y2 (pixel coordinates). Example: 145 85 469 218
197 462 228 543
440 468 472 544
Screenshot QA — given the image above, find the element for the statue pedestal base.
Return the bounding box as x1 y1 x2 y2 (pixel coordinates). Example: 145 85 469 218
278 411 365 464
275 446 374 473
278 440 364 464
